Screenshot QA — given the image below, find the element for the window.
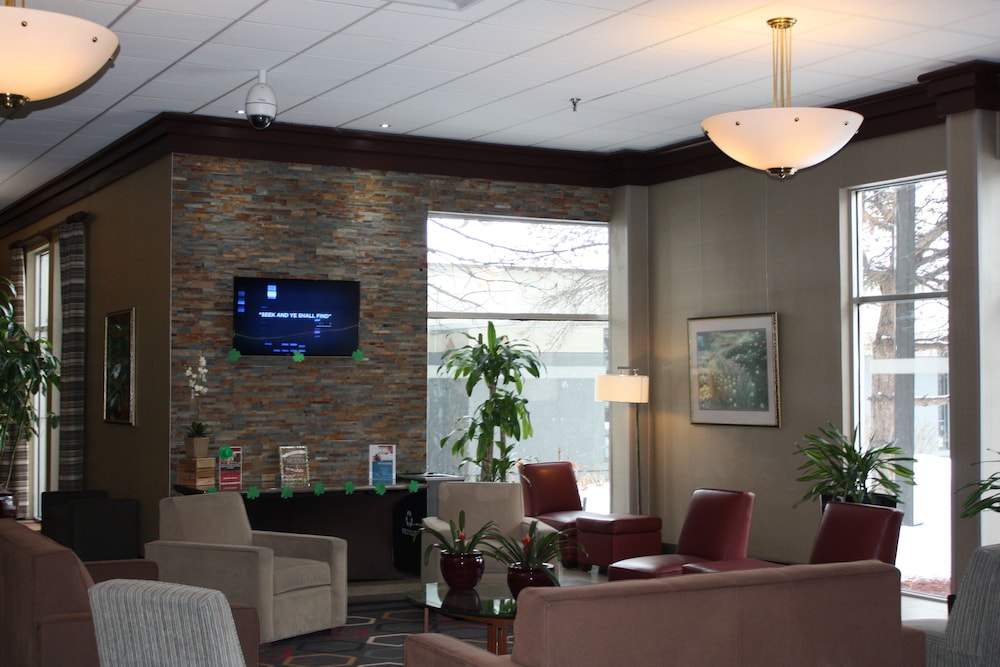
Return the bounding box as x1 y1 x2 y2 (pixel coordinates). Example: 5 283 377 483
851 175 950 596
427 214 610 510
25 246 53 518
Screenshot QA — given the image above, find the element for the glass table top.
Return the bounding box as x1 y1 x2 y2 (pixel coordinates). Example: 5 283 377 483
406 582 516 621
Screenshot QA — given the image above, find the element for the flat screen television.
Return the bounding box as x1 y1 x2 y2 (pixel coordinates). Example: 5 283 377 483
232 277 360 357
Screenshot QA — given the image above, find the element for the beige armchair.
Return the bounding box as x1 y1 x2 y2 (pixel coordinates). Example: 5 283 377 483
421 481 553 584
144 492 347 643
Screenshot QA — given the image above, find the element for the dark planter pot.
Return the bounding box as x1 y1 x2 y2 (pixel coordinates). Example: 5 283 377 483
439 550 485 590
0 489 17 519
506 564 556 599
821 493 898 510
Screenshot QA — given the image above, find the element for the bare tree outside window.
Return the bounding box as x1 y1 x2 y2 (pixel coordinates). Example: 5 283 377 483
853 175 950 597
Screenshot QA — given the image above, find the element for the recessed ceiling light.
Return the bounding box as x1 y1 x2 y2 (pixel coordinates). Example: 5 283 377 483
380 122 391 129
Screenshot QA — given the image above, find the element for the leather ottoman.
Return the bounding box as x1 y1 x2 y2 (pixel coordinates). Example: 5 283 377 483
576 513 662 569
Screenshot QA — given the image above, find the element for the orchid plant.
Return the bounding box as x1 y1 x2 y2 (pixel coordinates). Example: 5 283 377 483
419 510 496 564
184 355 209 436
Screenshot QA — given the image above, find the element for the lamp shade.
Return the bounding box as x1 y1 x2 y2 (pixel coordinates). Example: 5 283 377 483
702 107 863 178
595 373 649 404
0 6 118 107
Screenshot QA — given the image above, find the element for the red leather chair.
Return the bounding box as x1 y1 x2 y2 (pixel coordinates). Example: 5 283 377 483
683 500 904 574
607 488 755 580
519 462 597 567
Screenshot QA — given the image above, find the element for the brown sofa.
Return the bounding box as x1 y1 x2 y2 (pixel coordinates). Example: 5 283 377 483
404 560 926 666
0 519 259 667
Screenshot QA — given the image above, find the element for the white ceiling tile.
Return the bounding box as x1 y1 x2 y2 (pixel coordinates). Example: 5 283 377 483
112 7 231 40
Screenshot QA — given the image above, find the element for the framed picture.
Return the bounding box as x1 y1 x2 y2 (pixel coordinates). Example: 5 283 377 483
688 313 780 426
104 308 135 424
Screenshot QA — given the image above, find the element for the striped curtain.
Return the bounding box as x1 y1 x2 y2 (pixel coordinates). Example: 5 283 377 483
6 247 27 516
58 215 87 489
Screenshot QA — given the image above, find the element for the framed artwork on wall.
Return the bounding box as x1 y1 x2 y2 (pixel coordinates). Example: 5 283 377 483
688 313 780 427
104 308 135 425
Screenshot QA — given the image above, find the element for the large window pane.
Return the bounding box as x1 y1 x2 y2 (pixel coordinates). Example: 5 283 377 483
427 215 610 511
853 175 949 597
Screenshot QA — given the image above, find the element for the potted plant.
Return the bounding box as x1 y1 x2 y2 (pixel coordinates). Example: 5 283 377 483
958 454 1000 518
419 510 497 590
483 519 568 598
438 321 544 482
183 355 210 458
793 422 916 507
0 277 60 518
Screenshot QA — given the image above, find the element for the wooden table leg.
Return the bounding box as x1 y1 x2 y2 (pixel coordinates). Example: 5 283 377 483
424 607 430 633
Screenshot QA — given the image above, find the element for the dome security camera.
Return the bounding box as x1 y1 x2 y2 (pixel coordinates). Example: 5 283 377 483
245 70 276 130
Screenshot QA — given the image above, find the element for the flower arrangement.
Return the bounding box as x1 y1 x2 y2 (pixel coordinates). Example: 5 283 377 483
184 355 209 436
483 520 567 584
419 510 496 563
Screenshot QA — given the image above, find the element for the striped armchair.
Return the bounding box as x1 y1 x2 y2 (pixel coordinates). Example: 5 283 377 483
89 579 248 667
905 543 1000 666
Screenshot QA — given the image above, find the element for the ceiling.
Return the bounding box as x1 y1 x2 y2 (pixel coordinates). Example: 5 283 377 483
3 0 1000 212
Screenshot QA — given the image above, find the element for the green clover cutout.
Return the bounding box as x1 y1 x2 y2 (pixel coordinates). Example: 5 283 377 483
247 486 260 499
352 349 365 362
345 481 355 495
314 482 326 496
281 485 293 499
292 351 305 363
206 486 218 494
375 482 386 496
219 445 234 461
408 480 419 493
228 348 242 361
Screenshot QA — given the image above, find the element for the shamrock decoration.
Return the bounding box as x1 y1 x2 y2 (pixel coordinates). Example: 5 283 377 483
206 486 218 494
219 445 234 461
352 349 365 362
228 348 242 361
408 479 419 493
375 482 386 496
247 486 261 499
314 482 326 496
345 481 356 495
281 485 293 499
292 351 305 363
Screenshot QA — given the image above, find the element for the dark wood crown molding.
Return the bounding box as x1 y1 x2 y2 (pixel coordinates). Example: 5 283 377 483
1 59 996 235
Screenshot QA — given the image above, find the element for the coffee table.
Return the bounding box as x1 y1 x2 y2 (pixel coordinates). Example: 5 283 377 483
405 582 516 655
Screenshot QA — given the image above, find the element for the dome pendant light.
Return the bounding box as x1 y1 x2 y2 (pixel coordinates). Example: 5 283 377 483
702 18 863 179
0 0 118 109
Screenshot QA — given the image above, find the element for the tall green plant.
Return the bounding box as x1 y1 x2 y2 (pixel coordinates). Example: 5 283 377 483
959 454 1000 518
0 277 60 491
438 321 544 482
793 422 915 507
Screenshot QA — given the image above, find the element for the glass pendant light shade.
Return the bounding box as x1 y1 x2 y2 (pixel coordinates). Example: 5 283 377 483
0 5 118 108
702 106 864 179
702 17 863 179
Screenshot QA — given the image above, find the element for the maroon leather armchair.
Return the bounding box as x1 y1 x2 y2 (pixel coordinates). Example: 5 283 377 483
607 488 755 580
683 500 904 574
519 461 597 567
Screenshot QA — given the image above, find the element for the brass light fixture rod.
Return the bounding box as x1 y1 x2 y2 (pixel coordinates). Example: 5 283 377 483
768 17 796 108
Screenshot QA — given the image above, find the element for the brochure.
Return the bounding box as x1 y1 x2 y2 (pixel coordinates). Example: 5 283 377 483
369 444 396 486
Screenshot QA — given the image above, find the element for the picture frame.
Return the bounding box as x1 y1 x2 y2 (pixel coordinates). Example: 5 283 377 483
104 308 135 425
688 313 780 426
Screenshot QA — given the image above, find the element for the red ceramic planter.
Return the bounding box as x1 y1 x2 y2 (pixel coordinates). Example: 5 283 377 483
439 550 485 590
507 564 556 599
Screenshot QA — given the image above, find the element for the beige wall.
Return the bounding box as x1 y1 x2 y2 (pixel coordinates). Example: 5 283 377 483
642 126 948 563
0 157 172 541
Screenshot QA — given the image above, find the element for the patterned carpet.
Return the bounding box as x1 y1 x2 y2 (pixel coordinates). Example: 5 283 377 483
259 598 501 666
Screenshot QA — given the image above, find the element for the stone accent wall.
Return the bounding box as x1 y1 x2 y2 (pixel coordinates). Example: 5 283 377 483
169 154 610 489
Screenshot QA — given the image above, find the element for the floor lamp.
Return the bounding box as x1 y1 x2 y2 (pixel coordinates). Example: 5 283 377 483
595 367 650 514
